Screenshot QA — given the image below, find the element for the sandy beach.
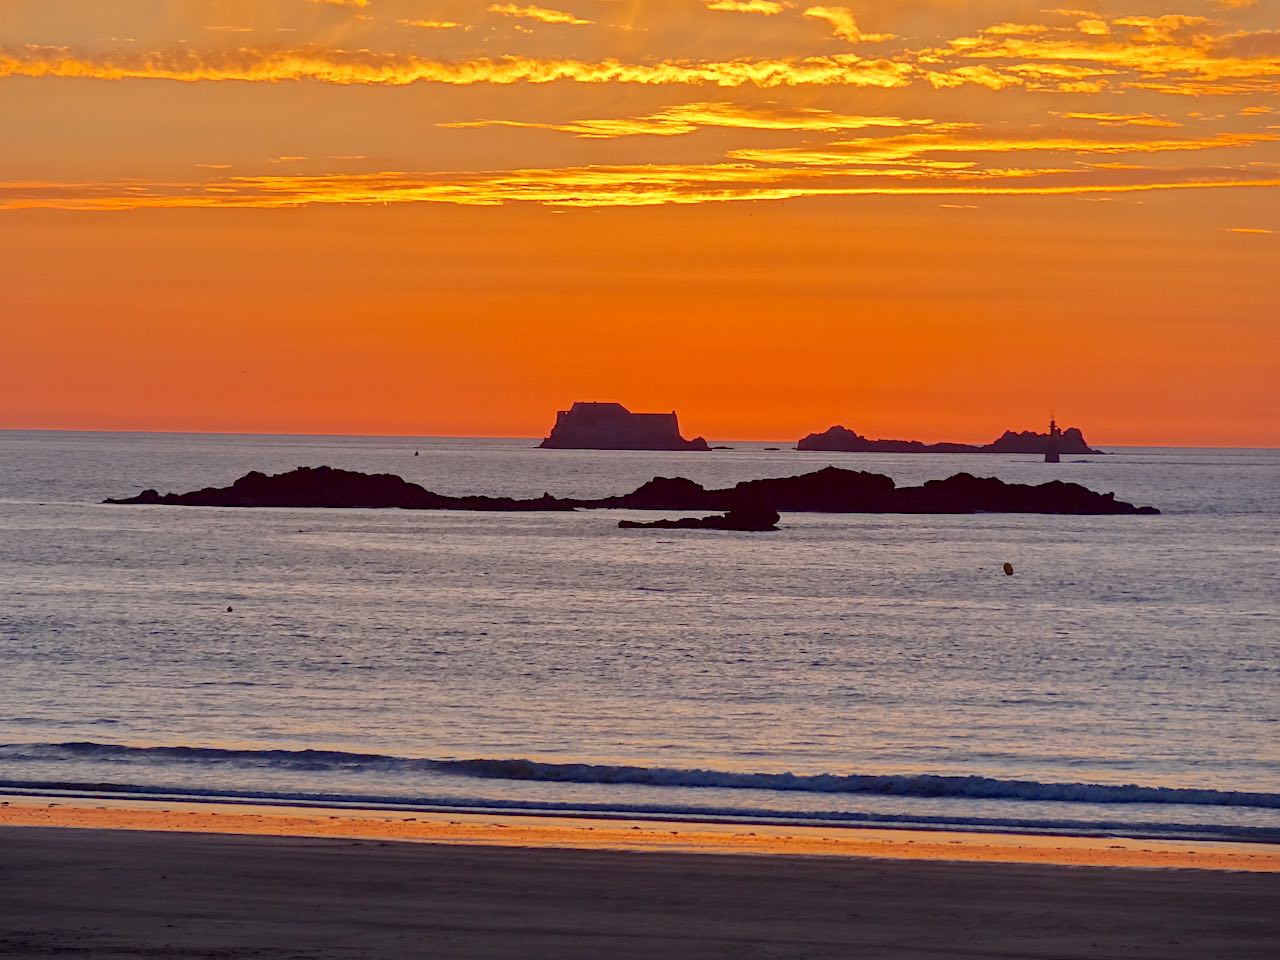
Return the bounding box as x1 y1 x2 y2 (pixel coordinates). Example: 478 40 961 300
3 801 1279 959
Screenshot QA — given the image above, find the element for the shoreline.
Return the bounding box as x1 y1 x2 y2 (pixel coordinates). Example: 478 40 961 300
3 784 1277 847
4 795 1278 871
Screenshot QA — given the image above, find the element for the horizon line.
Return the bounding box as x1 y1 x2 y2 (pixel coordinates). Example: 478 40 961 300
1 426 1277 452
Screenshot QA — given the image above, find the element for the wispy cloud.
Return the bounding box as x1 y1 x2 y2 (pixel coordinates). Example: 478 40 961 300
729 129 1277 166
3 4 1278 215
4 165 1277 211
487 4 592 26
1058 112 1182 127
396 19 464 30
705 1 788 14
442 102 934 138
6 112 1277 211
802 7 894 44
920 15 1280 95
6 9 1279 97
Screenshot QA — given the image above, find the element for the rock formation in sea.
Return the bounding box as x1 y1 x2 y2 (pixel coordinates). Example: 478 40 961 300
987 426 1095 454
540 402 710 451
796 425 1100 455
618 502 781 532
108 466 575 512
107 465 1158 515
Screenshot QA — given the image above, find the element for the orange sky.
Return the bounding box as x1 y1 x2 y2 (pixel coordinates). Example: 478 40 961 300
1 1 1277 445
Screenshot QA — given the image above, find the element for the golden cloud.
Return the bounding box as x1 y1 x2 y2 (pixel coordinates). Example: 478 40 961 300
441 102 935 138
1059 112 1182 127
3 164 1278 211
802 7 894 44
7 9 1279 97
704 0 787 14
487 5 593 26
928 16 1280 96
730 130 1277 166
396 19 464 30
0 45 914 88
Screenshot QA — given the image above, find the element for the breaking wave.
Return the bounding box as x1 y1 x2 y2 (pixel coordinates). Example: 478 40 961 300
1 778 1278 844
4 740 1278 810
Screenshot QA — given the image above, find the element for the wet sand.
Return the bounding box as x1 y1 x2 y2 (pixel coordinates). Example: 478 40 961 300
3 797 1280 870
2 801 1278 958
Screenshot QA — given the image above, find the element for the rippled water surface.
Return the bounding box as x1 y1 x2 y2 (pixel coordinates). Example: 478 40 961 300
1 431 1277 841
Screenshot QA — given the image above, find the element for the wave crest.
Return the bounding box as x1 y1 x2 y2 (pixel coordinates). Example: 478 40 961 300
3 741 1277 810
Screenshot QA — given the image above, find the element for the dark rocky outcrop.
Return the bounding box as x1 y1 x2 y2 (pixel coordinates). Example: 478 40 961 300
891 473 1152 514
590 467 896 512
986 427 1095 454
106 466 576 512
540 402 709 451
618 503 780 532
107 465 1158 515
796 425 1100 455
797 426 974 454
599 475 722 511
732 468 897 513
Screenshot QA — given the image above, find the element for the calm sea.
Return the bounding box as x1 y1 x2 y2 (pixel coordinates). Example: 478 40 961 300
1 431 1277 842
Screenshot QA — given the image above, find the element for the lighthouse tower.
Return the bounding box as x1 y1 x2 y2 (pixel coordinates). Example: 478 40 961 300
1045 416 1062 463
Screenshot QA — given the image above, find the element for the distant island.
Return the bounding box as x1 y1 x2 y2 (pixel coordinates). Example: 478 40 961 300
106 465 1158 515
541 402 709 451
797 423 1100 456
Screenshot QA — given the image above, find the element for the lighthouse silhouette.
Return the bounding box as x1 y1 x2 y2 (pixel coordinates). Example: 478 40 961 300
1045 416 1062 463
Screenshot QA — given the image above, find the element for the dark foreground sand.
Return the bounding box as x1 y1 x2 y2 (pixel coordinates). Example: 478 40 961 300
3 826 1278 960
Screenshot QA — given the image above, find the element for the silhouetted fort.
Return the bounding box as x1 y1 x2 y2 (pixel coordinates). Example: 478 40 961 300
540 402 709 451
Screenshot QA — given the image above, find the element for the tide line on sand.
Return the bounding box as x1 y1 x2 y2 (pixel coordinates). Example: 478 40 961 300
2 797 1278 872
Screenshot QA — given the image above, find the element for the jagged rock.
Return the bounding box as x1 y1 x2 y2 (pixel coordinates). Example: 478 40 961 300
894 473 1157 514
105 466 576 512
540 402 709 451
107 465 1158 515
603 476 721 510
731 467 897 512
797 426 973 454
986 427 1095 454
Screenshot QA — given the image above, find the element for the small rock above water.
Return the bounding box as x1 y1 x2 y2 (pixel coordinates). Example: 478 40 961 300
618 503 781 532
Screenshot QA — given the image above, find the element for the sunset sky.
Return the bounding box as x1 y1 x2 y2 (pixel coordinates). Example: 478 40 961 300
2 1 1277 445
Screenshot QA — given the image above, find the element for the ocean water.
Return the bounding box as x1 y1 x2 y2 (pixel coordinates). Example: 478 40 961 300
1 430 1277 843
